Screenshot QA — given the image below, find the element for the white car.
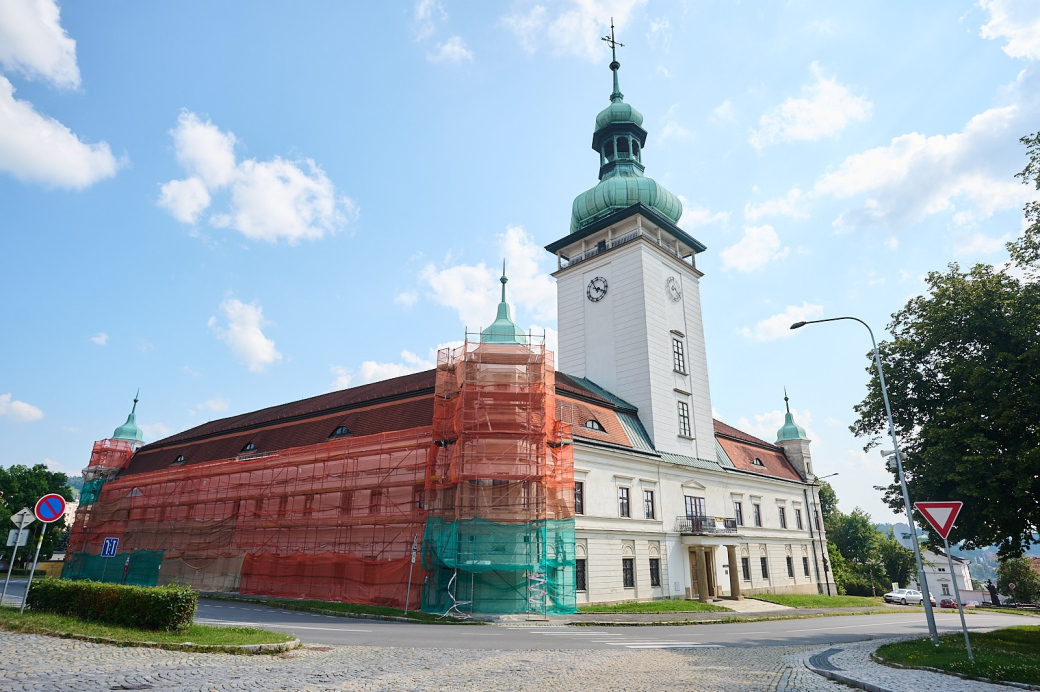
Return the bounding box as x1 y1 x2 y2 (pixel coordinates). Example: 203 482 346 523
883 588 933 606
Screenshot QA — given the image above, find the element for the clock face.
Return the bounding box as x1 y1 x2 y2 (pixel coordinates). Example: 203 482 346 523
587 276 608 302
666 276 682 302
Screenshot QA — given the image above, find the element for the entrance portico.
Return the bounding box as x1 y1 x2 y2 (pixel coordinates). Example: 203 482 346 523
681 536 743 602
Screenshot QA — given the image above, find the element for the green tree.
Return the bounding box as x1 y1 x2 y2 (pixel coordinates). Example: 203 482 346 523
817 481 838 527
0 464 74 566
876 530 916 589
830 509 878 565
827 542 851 595
852 135 1040 559
997 557 1040 603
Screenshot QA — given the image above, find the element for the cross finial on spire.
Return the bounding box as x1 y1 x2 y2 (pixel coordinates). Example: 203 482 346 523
784 386 791 412
601 17 624 102
132 388 140 414
500 259 508 303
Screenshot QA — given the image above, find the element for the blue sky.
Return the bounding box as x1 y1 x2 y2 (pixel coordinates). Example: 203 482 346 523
1 0 1038 521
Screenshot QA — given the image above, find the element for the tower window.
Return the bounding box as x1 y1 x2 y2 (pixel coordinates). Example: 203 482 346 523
677 401 692 437
584 419 604 431
329 425 351 438
241 442 257 453
672 338 686 373
617 137 630 156
632 140 640 158
604 140 614 159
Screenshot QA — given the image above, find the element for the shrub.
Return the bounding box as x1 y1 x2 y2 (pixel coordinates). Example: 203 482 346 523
25 579 197 631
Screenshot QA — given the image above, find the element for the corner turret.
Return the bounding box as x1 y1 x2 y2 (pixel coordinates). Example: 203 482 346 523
775 390 814 481
480 262 527 345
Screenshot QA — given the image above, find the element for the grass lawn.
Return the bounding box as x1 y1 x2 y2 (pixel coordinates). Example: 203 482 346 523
0 606 293 647
750 594 884 608
578 599 731 614
875 625 1040 686
207 595 477 624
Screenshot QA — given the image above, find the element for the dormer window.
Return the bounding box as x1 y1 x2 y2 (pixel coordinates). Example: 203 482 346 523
241 442 256 454
329 425 351 439
752 457 764 467
171 454 185 466
584 419 605 432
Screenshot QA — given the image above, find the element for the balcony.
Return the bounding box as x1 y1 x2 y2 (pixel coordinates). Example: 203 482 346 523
675 515 738 535
560 229 694 269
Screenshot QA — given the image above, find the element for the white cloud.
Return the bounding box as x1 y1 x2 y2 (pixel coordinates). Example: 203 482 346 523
208 298 282 372
88 332 108 346
719 225 789 273
884 236 899 250
678 197 729 229
744 188 808 222
0 0 80 88
0 393 43 422
0 76 121 189
332 343 464 390
181 365 202 377
953 231 1015 255
736 406 815 446
139 422 170 441
501 0 647 61
980 0 1040 60
413 0 446 41
749 62 871 149
418 225 556 329
647 17 670 50
159 111 356 244
189 396 229 417
741 302 824 342
427 35 473 63
42 456 79 476
660 104 692 141
710 99 736 123
395 290 419 307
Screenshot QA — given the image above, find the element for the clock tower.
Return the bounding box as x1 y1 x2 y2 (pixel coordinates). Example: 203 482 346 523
545 33 714 459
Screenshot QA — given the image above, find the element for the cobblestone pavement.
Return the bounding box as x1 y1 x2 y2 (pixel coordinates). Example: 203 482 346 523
794 636 1025 692
0 631 844 691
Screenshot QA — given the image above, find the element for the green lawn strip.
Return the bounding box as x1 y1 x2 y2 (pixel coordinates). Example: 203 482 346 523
202 594 479 624
0 606 293 650
874 625 1040 687
748 594 884 608
572 608 920 626
578 599 731 614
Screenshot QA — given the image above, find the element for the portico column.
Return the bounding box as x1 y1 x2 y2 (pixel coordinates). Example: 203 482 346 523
727 545 742 600
695 547 710 603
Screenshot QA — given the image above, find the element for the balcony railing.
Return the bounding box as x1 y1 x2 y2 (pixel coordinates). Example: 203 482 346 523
675 515 738 535
560 229 693 269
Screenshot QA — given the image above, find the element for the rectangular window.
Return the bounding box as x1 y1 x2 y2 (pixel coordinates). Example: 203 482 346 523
574 481 584 515
575 559 587 591
644 489 655 519
786 556 795 578
685 495 706 518
741 557 751 581
778 507 787 529
622 558 635 588
672 337 687 373
649 558 661 587
753 504 762 527
795 508 804 530
814 509 821 531
760 556 769 579
942 583 950 596
803 556 810 577
734 501 744 526
677 401 692 437
618 487 630 518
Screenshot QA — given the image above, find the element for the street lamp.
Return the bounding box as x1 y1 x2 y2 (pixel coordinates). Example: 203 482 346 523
791 316 939 645
806 472 838 596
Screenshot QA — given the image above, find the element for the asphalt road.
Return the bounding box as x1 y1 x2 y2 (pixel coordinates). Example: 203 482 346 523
193 598 1030 650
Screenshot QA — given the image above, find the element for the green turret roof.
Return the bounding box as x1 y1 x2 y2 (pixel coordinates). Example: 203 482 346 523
570 27 682 234
776 390 808 442
112 391 144 442
480 263 527 345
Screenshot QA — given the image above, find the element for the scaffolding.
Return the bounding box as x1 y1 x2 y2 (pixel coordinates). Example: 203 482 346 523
421 340 576 615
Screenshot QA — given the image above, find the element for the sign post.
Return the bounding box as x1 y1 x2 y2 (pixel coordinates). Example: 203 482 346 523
20 494 67 614
1 508 35 606
915 501 973 662
404 534 418 614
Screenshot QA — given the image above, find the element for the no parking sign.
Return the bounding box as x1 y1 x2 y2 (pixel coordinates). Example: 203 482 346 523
34 494 66 523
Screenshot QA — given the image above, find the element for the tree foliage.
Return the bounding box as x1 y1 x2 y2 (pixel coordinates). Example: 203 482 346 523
0 464 74 565
852 134 1040 559
996 557 1040 603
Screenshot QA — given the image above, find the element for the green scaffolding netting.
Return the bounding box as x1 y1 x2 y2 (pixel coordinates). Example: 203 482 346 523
79 478 105 506
420 516 576 615
61 550 164 587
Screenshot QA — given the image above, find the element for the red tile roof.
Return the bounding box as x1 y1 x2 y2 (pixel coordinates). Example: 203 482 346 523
713 419 804 482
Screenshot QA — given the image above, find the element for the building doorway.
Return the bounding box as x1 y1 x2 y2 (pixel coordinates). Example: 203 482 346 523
688 548 716 600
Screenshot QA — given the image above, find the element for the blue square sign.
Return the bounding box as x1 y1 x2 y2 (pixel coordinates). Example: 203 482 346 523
101 537 119 558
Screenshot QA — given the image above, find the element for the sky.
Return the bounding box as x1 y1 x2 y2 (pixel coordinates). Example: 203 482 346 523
1 0 1038 522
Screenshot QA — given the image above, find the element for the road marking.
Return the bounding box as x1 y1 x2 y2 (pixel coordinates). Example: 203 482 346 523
623 644 723 649
787 619 919 633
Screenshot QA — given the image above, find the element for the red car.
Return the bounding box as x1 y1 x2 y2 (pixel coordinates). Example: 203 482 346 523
939 597 958 608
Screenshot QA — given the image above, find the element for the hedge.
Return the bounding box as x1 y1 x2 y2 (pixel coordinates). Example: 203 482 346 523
25 579 197 631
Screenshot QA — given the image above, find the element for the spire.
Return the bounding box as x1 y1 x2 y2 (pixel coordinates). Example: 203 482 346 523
480 261 527 345
602 17 624 102
112 390 144 443
776 388 808 442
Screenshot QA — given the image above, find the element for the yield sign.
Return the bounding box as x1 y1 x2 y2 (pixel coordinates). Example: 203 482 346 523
915 501 963 539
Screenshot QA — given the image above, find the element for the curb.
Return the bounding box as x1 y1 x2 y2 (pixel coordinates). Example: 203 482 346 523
12 627 301 654
870 653 1040 691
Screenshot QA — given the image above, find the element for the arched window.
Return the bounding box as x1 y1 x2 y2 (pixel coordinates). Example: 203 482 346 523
329 425 351 438
584 419 605 431
632 140 640 158
172 454 185 466
752 457 764 467
241 442 257 454
617 137 630 156
604 140 614 159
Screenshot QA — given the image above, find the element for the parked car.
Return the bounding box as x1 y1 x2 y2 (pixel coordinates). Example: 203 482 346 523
964 601 980 608
939 597 957 608
884 588 912 603
883 588 934 606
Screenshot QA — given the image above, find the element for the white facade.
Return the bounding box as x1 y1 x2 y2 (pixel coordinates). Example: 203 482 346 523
909 550 972 600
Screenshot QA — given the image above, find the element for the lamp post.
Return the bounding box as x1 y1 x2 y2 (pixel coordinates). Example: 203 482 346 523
806 472 838 596
791 316 939 645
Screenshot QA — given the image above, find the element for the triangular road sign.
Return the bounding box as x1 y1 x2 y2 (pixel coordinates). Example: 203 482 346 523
914 501 963 540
